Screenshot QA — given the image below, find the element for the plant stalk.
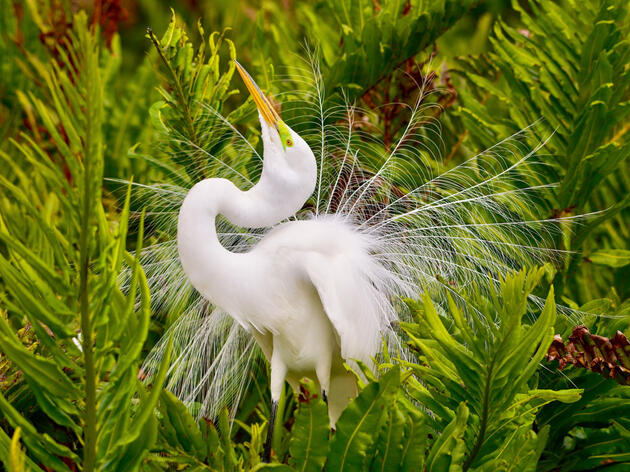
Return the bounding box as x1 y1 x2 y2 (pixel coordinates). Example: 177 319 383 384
79 22 102 472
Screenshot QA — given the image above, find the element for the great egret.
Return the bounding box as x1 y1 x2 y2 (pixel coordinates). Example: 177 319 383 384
136 56 577 462
177 61 398 460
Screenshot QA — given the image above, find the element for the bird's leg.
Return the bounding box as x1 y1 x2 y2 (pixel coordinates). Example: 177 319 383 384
264 349 287 462
263 400 278 462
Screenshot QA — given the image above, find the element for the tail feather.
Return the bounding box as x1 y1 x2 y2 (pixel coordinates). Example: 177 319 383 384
328 372 359 426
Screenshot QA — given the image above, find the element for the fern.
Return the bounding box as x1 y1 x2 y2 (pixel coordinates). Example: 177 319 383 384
0 2 628 471
402 269 581 470
0 14 169 471
457 0 630 300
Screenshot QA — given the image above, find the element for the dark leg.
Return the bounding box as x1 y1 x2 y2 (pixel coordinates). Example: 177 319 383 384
322 390 328 404
263 400 278 462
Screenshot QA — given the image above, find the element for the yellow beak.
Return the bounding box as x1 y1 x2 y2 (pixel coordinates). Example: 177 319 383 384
234 60 280 126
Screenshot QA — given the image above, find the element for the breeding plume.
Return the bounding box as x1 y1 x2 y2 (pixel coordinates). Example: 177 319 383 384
177 62 402 459
137 56 575 461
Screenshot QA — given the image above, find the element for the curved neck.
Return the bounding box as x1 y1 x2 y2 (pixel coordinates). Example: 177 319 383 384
177 179 235 265
177 177 295 304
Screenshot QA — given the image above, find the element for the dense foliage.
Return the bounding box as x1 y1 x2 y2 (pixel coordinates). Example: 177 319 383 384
0 0 628 471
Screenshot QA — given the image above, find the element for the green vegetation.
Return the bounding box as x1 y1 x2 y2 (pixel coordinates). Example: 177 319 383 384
0 0 628 470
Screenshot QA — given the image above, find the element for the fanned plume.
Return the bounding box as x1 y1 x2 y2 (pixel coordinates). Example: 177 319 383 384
126 53 587 420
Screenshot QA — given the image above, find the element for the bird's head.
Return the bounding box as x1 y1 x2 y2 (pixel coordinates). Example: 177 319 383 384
235 60 316 214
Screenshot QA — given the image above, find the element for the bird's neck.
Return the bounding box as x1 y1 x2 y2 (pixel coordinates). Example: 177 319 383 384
176 177 292 303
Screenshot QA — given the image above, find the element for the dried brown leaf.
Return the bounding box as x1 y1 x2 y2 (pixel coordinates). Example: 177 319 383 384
546 325 630 385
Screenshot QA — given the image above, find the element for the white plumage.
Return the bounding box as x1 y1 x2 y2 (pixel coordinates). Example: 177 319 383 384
177 99 398 425
134 58 579 454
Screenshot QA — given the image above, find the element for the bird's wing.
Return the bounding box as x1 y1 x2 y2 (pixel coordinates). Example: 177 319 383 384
302 252 390 366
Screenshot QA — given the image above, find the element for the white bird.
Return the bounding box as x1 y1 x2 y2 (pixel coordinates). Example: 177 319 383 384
135 56 578 462
177 62 396 459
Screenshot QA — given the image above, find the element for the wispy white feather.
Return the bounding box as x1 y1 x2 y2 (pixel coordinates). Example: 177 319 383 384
125 53 587 420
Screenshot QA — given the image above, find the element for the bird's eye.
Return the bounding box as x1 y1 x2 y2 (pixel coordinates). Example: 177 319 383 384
276 120 293 149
